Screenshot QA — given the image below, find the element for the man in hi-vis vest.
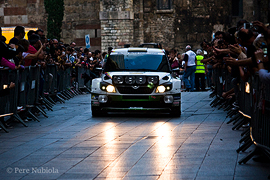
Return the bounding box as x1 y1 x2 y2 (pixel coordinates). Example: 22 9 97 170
195 49 207 91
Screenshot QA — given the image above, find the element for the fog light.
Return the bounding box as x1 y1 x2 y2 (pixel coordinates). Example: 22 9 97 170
156 85 166 93
106 85 116 93
98 95 108 103
164 95 173 103
101 86 106 90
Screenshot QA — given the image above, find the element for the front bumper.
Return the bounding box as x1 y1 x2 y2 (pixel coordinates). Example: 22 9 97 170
91 94 181 112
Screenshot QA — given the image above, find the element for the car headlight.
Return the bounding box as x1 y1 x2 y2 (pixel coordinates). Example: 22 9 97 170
136 76 146 84
125 76 135 84
100 82 116 93
113 76 124 84
155 83 172 93
156 85 166 93
106 85 116 93
147 76 159 85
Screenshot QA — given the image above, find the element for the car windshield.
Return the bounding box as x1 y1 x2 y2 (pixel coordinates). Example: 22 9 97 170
103 52 170 72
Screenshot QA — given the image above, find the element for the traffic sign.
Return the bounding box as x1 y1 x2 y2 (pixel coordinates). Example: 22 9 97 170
85 34 90 49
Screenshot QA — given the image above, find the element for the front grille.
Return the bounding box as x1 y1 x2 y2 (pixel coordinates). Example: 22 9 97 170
122 96 149 99
117 86 154 94
105 101 169 108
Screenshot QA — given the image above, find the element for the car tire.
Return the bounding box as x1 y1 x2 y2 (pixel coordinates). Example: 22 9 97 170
170 107 181 117
91 107 104 117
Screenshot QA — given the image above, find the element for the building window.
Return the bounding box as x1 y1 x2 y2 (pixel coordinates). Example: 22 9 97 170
232 0 243 16
157 0 172 10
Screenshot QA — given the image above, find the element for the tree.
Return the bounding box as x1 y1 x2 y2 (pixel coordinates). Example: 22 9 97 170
44 0 64 40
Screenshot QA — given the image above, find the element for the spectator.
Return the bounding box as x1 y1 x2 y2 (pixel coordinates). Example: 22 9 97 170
50 39 59 59
195 49 207 91
215 31 225 40
36 29 45 43
183 45 197 92
0 27 23 67
70 42 76 48
66 46 75 64
108 47 113 55
27 30 36 39
177 52 185 90
83 48 89 57
168 49 179 69
53 46 65 70
9 26 25 45
88 51 93 61
22 34 44 66
95 49 102 66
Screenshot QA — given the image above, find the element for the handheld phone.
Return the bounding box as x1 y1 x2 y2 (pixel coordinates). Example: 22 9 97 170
244 23 253 29
263 47 267 56
260 42 267 57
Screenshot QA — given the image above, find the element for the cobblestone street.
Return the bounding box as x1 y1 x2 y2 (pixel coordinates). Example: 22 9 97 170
0 92 269 180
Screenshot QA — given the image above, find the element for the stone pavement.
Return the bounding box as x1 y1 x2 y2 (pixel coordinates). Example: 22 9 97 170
0 92 269 180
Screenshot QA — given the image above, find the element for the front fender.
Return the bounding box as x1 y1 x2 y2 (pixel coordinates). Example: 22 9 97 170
91 78 103 94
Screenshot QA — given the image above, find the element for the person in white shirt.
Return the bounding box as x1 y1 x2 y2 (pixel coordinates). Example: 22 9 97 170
183 45 197 92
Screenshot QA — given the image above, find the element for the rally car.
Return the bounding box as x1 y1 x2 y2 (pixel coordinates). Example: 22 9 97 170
91 47 181 116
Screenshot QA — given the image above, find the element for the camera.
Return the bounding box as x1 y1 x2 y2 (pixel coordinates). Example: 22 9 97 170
244 23 253 29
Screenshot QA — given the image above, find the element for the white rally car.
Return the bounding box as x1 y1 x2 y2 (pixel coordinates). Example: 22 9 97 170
91 48 181 116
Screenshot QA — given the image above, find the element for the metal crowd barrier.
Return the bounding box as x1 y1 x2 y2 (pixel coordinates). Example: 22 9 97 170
0 68 17 117
77 66 91 92
0 68 27 131
44 65 57 94
0 64 96 133
210 67 270 165
244 73 270 162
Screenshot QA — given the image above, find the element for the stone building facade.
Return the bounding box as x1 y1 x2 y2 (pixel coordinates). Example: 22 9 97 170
0 0 269 52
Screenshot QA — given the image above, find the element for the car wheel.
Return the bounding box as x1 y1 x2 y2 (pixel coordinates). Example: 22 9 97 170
170 107 181 117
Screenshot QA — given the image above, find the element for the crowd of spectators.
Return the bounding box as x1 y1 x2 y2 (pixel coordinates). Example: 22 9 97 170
0 26 111 86
166 20 270 96
199 20 270 106
0 26 112 129
1 20 270 95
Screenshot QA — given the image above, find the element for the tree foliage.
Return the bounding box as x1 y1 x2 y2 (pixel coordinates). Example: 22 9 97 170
44 0 64 40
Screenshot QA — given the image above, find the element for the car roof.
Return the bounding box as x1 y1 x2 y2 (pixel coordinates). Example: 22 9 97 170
111 47 165 54
138 43 162 49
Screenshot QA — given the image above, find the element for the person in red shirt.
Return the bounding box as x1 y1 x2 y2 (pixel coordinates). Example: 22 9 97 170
21 34 44 66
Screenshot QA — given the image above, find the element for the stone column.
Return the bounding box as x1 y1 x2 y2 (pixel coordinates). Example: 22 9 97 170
100 0 134 52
